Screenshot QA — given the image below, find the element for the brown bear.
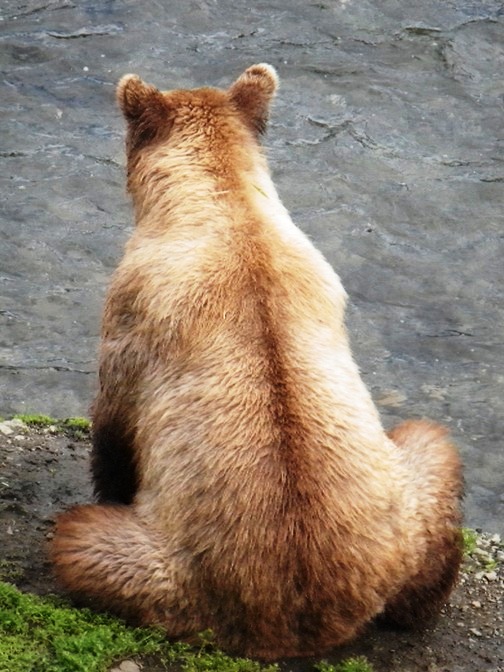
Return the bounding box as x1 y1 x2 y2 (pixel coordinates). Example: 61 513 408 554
51 64 463 660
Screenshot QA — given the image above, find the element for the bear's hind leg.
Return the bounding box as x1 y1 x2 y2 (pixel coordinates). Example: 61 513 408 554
383 419 463 628
51 504 199 636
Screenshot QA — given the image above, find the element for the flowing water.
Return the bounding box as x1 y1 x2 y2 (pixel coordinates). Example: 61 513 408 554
1 0 503 532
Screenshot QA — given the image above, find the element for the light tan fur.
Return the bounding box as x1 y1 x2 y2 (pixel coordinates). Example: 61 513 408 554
51 64 463 659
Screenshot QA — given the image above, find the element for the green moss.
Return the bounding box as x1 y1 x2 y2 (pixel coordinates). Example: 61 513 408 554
59 417 91 440
11 415 91 439
0 561 23 583
0 581 164 672
172 637 279 672
60 417 91 431
0 582 282 672
461 528 503 574
461 528 479 556
13 414 55 428
315 658 374 672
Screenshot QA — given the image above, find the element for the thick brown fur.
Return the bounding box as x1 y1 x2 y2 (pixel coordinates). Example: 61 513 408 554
51 64 463 660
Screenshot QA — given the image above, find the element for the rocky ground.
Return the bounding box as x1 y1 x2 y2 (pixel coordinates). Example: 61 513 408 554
0 419 502 672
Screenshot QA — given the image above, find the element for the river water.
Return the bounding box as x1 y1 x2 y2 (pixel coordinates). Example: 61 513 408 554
1 0 503 532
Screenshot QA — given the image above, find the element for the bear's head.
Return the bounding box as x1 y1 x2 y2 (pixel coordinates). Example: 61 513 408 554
116 64 279 157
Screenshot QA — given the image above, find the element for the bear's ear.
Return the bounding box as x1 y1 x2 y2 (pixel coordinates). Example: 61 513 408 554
117 74 165 122
116 74 171 150
229 64 278 136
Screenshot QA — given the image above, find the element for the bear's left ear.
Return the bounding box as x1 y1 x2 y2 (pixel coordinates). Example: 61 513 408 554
229 64 278 136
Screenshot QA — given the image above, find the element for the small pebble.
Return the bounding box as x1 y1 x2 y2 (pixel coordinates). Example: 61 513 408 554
483 571 498 582
469 628 483 637
109 661 141 672
472 600 482 608
9 419 27 430
0 424 14 436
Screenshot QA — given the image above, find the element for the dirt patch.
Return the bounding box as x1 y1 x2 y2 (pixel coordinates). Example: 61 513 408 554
0 422 502 672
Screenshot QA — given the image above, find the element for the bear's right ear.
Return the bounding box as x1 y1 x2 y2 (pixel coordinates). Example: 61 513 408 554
117 74 165 122
116 74 170 150
229 64 278 136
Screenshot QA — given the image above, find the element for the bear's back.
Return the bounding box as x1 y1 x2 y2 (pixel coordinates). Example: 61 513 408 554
114 203 409 621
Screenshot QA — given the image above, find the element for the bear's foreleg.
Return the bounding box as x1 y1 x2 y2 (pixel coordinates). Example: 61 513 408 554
51 504 199 635
382 419 463 628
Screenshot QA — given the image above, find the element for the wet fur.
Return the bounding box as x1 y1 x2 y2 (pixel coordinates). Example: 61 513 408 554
51 64 463 660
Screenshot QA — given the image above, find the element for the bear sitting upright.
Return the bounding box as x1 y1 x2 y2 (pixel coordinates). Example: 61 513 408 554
51 64 463 660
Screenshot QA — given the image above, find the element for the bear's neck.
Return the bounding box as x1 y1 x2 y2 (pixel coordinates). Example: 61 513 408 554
127 141 287 236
